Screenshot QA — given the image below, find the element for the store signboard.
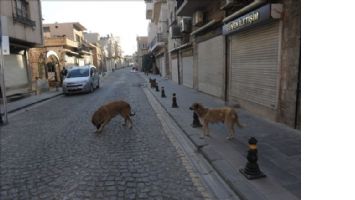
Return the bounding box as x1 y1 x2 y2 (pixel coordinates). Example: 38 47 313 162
223 4 271 35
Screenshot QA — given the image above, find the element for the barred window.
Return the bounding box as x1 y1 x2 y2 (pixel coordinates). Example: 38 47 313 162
15 0 29 18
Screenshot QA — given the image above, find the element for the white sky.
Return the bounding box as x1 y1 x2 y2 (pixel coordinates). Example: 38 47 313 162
41 0 149 56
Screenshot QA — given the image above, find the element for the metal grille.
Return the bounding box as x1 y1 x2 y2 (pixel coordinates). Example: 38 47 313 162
197 35 225 98
229 21 280 109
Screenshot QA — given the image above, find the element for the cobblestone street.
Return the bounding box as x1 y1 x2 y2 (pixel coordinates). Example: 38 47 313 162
0 70 212 199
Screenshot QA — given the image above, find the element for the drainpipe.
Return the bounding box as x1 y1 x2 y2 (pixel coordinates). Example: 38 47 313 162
0 20 8 125
223 0 267 23
38 0 44 46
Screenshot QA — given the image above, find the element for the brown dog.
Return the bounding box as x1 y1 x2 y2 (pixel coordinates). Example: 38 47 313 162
91 100 135 133
189 103 244 139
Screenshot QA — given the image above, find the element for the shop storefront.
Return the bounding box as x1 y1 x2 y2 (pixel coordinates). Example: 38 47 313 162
171 52 179 83
223 3 283 120
181 48 193 88
197 35 225 98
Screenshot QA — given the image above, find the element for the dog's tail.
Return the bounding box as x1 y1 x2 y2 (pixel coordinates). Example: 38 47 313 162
130 111 136 116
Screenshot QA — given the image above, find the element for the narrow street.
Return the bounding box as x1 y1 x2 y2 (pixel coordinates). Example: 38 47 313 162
0 69 234 199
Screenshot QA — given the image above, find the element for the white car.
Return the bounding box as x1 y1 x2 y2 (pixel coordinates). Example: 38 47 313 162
62 65 100 95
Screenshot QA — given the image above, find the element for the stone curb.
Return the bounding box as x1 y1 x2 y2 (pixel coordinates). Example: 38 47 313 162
8 92 63 114
138 72 299 200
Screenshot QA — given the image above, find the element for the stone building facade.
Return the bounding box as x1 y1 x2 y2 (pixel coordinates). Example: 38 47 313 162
98 34 122 73
146 0 301 129
28 22 95 88
0 0 43 96
136 36 148 71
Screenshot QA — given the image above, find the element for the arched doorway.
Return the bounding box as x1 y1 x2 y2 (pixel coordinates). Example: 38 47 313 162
46 51 60 87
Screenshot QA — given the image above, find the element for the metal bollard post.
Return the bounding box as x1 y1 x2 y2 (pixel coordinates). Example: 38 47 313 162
161 87 166 98
191 112 202 128
172 93 178 108
240 137 266 179
155 83 159 92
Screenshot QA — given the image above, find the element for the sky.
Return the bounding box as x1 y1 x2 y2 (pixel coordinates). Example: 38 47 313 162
41 0 149 56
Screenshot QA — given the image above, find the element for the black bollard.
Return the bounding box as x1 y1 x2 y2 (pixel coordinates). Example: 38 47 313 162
149 78 153 88
172 93 178 108
151 79 156 89
240 137 266 180
191 112 202 128
161 87 166 98
155 83 159 92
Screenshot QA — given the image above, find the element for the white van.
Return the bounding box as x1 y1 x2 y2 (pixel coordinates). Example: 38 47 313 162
62 65 100 95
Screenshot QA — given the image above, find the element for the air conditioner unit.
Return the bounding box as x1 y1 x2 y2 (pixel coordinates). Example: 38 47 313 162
193 11 204 27
180 17 192 33
169 24 182 39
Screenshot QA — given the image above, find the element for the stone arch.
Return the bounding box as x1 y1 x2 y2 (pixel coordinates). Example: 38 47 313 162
45 51 60 87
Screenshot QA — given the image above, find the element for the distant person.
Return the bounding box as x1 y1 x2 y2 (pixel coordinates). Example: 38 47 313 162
60 67 68 86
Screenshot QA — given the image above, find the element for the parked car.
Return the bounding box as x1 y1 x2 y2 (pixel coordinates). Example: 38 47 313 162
62 65 100 95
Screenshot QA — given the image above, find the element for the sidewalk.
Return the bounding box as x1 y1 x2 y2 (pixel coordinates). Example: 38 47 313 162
139 73 300 200
4 71 116 114
6 88 63 114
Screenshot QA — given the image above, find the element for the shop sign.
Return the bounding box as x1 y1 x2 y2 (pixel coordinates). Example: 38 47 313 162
223 4 271 35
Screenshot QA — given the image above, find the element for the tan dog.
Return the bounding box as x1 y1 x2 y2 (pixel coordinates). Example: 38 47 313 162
92 100 135 133
189 103 244 139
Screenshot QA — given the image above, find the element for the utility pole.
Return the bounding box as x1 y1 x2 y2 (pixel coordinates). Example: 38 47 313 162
0 17 9 125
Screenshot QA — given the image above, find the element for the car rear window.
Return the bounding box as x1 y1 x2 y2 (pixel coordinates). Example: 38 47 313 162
67 68 89 78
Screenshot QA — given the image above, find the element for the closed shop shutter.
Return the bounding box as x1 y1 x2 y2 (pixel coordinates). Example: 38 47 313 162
3 54 29 89
182 56 193 88
171 57 179 83
229 21 280 109
197 35 225 98
182 48 193 88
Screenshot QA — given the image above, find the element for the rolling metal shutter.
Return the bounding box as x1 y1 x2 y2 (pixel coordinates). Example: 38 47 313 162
197 35 225 98
182 48 193 88
171 57 179 83
3 54 29 89
229 21 280 109
182 56 193 88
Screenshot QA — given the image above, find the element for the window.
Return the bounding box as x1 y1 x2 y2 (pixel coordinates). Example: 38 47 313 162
13 0 35 27
67 68 89 78
15 0 29 19
76 34 81 42
43 27 50 32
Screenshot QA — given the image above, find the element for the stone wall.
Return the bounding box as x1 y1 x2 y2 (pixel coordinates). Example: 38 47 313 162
277 0 301 128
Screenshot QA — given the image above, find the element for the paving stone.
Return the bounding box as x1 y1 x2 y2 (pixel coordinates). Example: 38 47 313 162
0 70 207 199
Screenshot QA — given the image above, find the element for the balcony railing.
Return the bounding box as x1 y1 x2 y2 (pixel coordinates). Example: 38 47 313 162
13 14 36 27
149 33 168 50
44 36 79 48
